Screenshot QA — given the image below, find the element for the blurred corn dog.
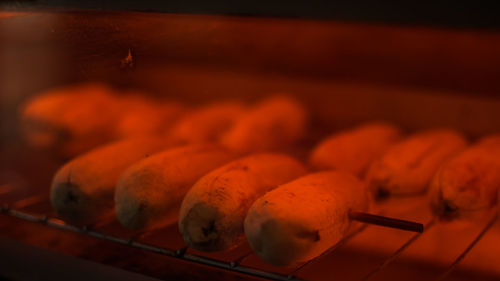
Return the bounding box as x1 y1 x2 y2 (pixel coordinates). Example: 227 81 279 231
114 93 185 138
19 83 120 157
366 129 467 198
51 136 173 223
179 153 307 252
220 95 307 155
115 144 234 230
244 171 370 266
52 98 246 223
309 122 401 176
168 101 246 143
429 135 500 221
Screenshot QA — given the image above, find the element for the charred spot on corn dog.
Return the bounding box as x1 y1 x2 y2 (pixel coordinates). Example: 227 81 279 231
181 202 222 250
436 200 460 221
444 201 458 214
296 230 321 242
201 219 217 237
65 188 79 204
51 181 91 222
375 186 391 200
432 191 459 221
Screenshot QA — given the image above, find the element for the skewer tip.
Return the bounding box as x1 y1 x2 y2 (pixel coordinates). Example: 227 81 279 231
349 211 424 233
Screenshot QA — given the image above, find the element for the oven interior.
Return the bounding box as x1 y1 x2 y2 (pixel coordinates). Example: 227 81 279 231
1 9 500 281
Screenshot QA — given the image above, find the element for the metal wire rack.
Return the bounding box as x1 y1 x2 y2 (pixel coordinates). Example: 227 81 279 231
0 190 498 281
0 204 296 281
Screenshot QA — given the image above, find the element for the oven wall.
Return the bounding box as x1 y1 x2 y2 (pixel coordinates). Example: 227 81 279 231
1 11 500 143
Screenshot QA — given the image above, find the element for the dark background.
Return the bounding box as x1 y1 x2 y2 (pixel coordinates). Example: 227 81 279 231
1 1 500 29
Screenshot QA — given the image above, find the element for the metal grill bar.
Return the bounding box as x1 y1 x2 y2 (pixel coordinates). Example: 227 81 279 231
361 217 436 281
175 246 188 257
434 213 499 281
0 206 301 281
230 250 254 267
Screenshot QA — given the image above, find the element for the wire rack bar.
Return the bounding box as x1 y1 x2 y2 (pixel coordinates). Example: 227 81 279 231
0 205 301 281
434 213 499 281
361 217 436 281
230 250 254 268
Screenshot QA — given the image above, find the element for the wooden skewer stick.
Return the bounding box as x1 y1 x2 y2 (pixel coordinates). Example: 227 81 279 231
349 211 424 233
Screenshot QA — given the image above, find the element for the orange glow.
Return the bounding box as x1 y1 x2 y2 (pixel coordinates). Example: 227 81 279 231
167 101 246 144
220 95 308 155
19 83 121 157
114 94 185 138
309 122 401 176
3 11 500 281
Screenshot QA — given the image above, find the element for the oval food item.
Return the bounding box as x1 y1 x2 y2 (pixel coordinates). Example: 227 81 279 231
115 144 234 230
19 83 121 157
244 171 370 266
309 122 401 176
50 136 172 224
179 153 307 252
220 95 308 155
114 93 185 138
429 135 500 221
366 129 467 198
168 101 246 144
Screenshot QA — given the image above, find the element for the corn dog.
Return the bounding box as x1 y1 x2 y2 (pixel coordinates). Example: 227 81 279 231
244 171 370 266
50 136 172 223
168 102 246 143
429 135 500 221
19 83 121 157
115 144 234 230
179 154 307 252
220 96 307 155
309 122 401 176
366 129 467 198
114 94 185 138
